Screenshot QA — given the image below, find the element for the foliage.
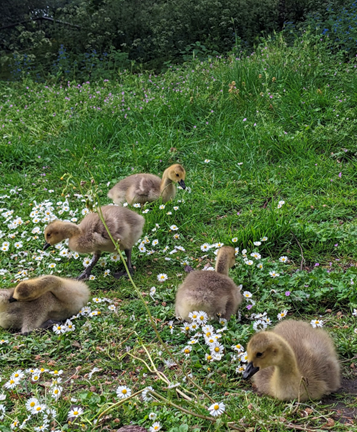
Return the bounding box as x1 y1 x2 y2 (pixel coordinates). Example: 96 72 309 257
0 0 350 77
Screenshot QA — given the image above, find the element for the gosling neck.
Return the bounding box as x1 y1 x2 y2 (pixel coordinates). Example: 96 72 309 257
160 169 176 202
215 254 230 275
60 222 82 239
271 336 301 383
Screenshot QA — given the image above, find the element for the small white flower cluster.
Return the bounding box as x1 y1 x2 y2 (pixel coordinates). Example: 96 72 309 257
277 200 285 209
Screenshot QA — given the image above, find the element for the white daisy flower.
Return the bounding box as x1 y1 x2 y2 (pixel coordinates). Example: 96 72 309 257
277 310 288 320
170 225 178 230
159 205 165 209
133 203 141 208
204 159 210 163
157 273 168 282
116 385 131 399
208 402 225 417
68 407 84 418
149 422 162 432
311 319 324 328
269 271 280 278
142 386 153 401
279 256 288 263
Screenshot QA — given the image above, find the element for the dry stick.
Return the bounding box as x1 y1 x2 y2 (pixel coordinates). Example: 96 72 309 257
291 232 305 271
95 203 216 405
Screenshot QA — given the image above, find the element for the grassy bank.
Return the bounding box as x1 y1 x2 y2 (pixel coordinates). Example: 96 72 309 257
0 34 357 430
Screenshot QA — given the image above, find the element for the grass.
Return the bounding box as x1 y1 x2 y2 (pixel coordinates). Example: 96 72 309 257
0 32 357 430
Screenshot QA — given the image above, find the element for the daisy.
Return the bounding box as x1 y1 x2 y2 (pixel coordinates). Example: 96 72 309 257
64 319 75 331
257 263 263 269
277 310 288 320
133 203 141 208
11 370 24 380
157 273 168 282
89 275 96 280
68 407 84 418
254 241 261 246
139 245 147 253
166 211 172 215
3 378 20 389
73 252 79 259
311 319 324 328
81 208 89 215
51 386 63 400
10 420 20 430
14 242 23 249
210 342 224 355
48 263 56 269
59 249 68 257
353 309 357 316
149 412 157 421
253 320 267 332
197 311 208 324
250 252 261 259
219 318 227 326
32 373 41 381
208 402 225 417
204 159 210 163
261 236 268 241
239 351 249 362
149 422 162 432
152 239 159 246
50 370 63 376
108 304 116 311
231 343 244 353
188 311 199 321
170 225 178 231
159 205 165 209
142 209 150 214
232 237 238 243
142 386 153 401
83 257 91 267
269 271 280 278
205 353 214 362
32 404 47 415
25 397 39 412
245 260 254 266
116 385 131 399
200 243 211 251
279 256 288 263
243 291 252 299
111 254 120 262
182 346 192 357
150 286 156 296
173 234 180 240
235 364 247 373
0 404 5 420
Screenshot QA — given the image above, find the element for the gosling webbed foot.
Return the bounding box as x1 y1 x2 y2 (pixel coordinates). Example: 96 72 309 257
76 271 89 281
41 320 62 330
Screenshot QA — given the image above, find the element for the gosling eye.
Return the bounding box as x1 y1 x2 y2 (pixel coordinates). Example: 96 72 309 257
46 233 51 238
256 352 263 358
176 173 179 177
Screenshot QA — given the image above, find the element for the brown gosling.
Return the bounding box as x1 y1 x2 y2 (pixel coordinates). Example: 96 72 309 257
0 275 90 334
243 320 340 401
44 205 145 279
108 164 186 205
175 246 242 321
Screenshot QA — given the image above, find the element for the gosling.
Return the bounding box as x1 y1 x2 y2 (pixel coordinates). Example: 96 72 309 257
175 246 242 321
44 205 145 279
0 276 89 334
108 164 186 205
243 320 340 401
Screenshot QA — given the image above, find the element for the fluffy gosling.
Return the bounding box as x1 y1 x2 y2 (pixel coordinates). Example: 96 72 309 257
108 164 186 205
175 246 242 321
0 275 89 334
243 320 340 401
44 205 145 279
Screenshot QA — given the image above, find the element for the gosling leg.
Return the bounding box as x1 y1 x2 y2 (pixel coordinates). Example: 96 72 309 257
77 252 101 280
114 249 134 278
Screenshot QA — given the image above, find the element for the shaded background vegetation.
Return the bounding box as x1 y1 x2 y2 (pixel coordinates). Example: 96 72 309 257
0 0 353 80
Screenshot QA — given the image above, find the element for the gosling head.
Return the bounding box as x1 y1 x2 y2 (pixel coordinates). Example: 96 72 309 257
44 220 68 250
166 164 186 189
11 281 35 302
216 246 236 268
243 332 283 380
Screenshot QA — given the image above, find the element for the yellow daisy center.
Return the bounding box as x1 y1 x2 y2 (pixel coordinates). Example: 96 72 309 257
214 404 219 410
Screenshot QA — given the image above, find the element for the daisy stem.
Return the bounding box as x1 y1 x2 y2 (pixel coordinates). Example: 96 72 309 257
94 198 216 404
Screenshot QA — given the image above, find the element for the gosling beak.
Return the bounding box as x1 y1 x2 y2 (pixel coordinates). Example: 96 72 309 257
178 179 186 189
8 296 17 303
242 361 260 380
43 242 51 250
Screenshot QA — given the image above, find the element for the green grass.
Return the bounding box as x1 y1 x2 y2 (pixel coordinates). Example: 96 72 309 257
0 33 357 430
